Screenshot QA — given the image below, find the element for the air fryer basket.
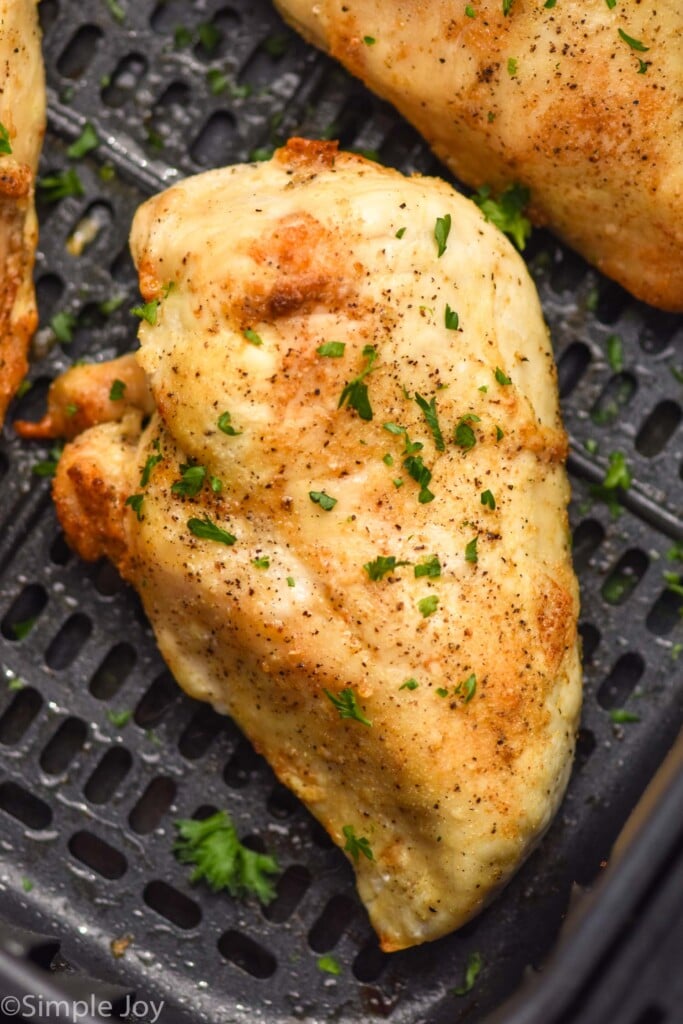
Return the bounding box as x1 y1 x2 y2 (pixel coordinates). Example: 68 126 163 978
1 2 682 1022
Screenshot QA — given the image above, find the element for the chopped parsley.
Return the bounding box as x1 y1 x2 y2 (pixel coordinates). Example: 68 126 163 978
414 554 441 579
454 951 483 996
217 411 242 436
502 0 514 13
495 425 504 442
65 403 79 418
131 299 160 326
495 367 512 385
172 464 206 498
197 22 222 52
434 214 452 258
364 555 410 580
187 515 237 546
618 28 649 52
324 688 372 726
109 379 126 401
603 450 632 490
287 576 295 587
139 452 162 487
12 619 36 641
21 877 33 893
418 594 439 618
0 121 12 155
317 955 342 976
454 414 480 451
125 494 144 520
400 678 419 690
605 0 616 6
338 344 378 421
309 490 337 511
38 168 84 203
444 304 459 331
472 183 531 250
104 0 125 22
544 0 556 7
403 454 435 504
507 57 518 77
174 810 279 904
67 123 99 160
606 334 624 372
465 537 479 563
456 673 477 702
663 572 683 598
210 476 222 494
481 489 496 510
415 393 445 451
363 35 376 45
609 709 640 724
243 327 263 346
637 59 650 74
107 708 133 728
437 687 449 698
51 311 77 344
382 453 394 466
252 556 270 569
317 341 346 357
395 227 406 238
342 825 374 862
465 4 476 16
206 69 228 95
32 443 64 478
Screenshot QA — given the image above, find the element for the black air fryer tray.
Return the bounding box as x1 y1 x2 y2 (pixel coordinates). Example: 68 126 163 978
1 3 683 1023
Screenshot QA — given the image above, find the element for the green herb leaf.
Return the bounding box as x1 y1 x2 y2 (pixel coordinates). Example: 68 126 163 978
465 537 479 563
363 35 376 45
51 311 77 343
309 490 338 511
125 494 144 521
317 955 342 975
252 556 270 569
472 182 531 250
444 304 460 330
605 0 616 7
544 0 557 8
382 453 394 466
481 489 496 510
618 28 649 51
606 334 624 372
243 327 263 346
418 594 439 618
364 555 410 581
172 464 207 498
414 554 441 579
403 454 435 503
436 687 449 698
317 341 346 357
197 22 222 52
32 443 64 479
395 226 406 238
434 214 452 258
454 951 483 996
603 450 632 490
454 414 480 451
38 168 84 203
609 709 640 724
456 673 477 702
67 123 99 160
663 572 683 597
495 367 512 385
174 810 279 904
400 678 419 690
637 58 649 74
104 0 125 22
338 346 378 421
0 121 12 155
342 824 374 862
107 708 133 728
495 425 504 442
465 5 476 16
131 299 160 326
415 393 445 451
210 476 222 494
109 379 126 401
287 576 295 587
507 57 518 77
324 688 372 726
187 515 237 546
12 618 36 641
139 452 162 487
217 411 242 436
502 0 514 13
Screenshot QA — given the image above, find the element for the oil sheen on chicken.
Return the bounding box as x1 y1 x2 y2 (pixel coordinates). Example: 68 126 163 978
44 140 581 951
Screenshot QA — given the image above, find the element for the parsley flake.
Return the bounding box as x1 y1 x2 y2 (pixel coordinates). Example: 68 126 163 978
481 489 496 510
400 678 419 691
605 0 616 7
338 345 378 421
218 411 242 436
0 121 12 155
609 709 640 724
456 673 477 702
109 378 126 401
507 57 518 77
67 123 99 160
445 304 460 331
125 494 144 521
472 183 531 250
287 576 296 587
187 515 237 546
107 708 133 729
396 227 406 238
502 0 514 13
618 28 649 52
51 311 77 344
309 490 337 511
139 452 162 487
414 554 441 579
38 168 84 203
364 555 410 580
495 425 504 442
495 367 512 385
465 537 479 563
131 299 160 325
174 810 279 904
252 556 270 569
434 214 452 258
606 334 624 372
544 0 556 7
454 952 483 996
363 35 376 45
415 393 445 451
32 443 63 478
324 688 372 726
637 59 650 74
454 414 480 451
465 4 476 16
243 327 263 346
418 594 439 618
437 687 449 698
403 454 435 504
317 341 346 357
317 955 342 976
172 464 206 498
382 453 394 466
342 824 374 862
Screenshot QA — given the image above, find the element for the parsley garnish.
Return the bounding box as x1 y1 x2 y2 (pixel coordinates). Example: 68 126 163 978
618 28 649 52
287 576 295 587
472 183 531 250
454 952 483 996
342 825 374 862
12 619 36 641
415 393 445 451
243 327 263 346
309 490 337 511
107 708 133 728
67 123 99 160
507 57 518 77
174 811 279 904
637 59 649 74
605 0 616 7
434 214 452 258
604 451 632 490
481 489 496 510
317 341 346 357
465 4 476 16
317 955 342 976
197 23 222 52
139 452 162 487
400 678 419 690
32 443 63 478
364 555 410 580
445 304 459 330
414 554 441 579
502 0 514 13
663 572 683 598
403 454 435 503
172 464 206 498
324 688 372 726
21 877 33 893
38 169 84 203
382 453 394 466
210 476 222 493
465 537 479 563
109 379 126 401
217 411 242 436
418 594 439 618
338 345 378 421
495 367 512 385
396 227 406 238
607 334 624 372
544 0 556 7
65 403 78 418
51 311 77 343
131 299 159 325
187 516 237 546
0 121 12 155
609 709 640 724
454 414 480 451
495 425 504 442
456 673 477 702
363 35 376 45
437 687 449 698
125 494 144 520
252 556 270 569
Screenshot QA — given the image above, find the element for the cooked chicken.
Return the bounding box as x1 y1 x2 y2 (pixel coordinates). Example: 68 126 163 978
0 0 45 424
35 140 581 950
276 0 683 311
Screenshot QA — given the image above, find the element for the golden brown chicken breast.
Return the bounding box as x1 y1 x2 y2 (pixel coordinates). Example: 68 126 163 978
275 0 683 311
0 0 45 424
27 141 581 951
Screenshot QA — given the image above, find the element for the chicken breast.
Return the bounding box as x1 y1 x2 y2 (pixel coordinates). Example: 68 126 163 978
275 0 683 311
0 0 45 424
37 140 581 951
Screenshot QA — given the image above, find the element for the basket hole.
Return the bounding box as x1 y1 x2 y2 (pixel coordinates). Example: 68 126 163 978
35 273 65 316
590 372 637 427
0 688 43 745
578 621 600 663
49 532 72 566
597 652 645 710
574 727 596 772
27 942 61 971
149 0 192 32
144 881 201 929
102 54 149 108
66 202 113 258
267 783 300 820
69 831 127 879
190 112 236 167
594 280 629 325
0 452 8 483
635 401 682 457
223 736 264 787
37 0 59 35
549 248 588 294
89 643 137 700
1 584 48 641
379 120 432 173
135 671 178 728
308 894 357 952
557 342 591 399
309 817 335 848
263 865 311 923
178 704 226 760
83 747 133 805
129 777 177 834
353 937 389 982
646 588 683 637
57 24 103 78
45 613 93 669
217 930 276 979
93 559 127 597
0 781 52 829
572 519 605 573
601 549 649 605
639 312 681 355
40 717 88 775
630 1008 667 1024
109 244 136 284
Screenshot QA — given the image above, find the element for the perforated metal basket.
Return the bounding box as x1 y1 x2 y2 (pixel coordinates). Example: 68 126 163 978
1 2 682 1023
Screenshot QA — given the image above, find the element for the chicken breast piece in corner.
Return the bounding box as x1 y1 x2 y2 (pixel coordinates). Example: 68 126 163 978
43 140 582 951
0 0 46 424
275 0 683 311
